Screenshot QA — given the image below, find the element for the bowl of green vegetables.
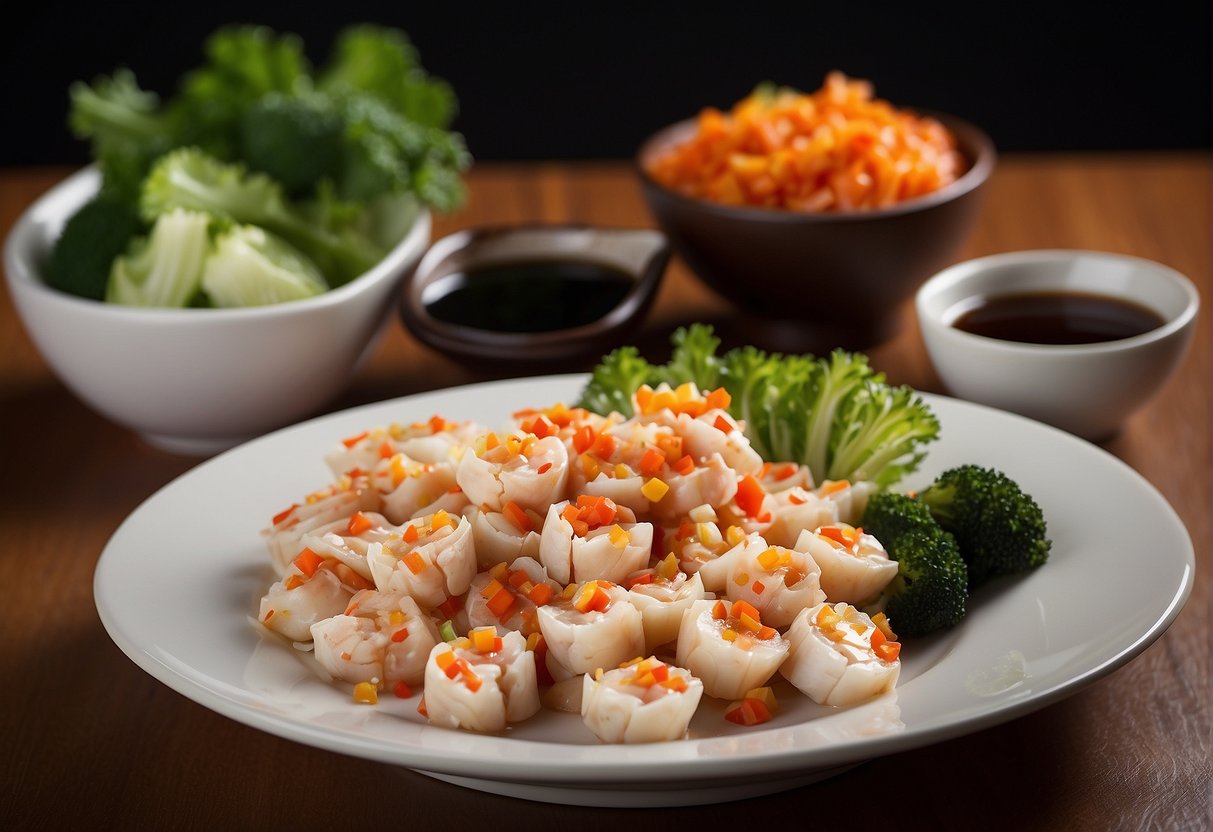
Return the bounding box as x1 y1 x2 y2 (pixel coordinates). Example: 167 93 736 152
4 25 469 455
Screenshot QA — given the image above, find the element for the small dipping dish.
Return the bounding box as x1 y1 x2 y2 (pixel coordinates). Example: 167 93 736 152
916 250 1199 440
400 225 671 366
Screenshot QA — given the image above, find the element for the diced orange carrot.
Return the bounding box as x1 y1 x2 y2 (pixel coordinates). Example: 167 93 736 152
292 547 323 577
502 500 533 533
591 433 616 460
638 448 666 478
347 511 373 536
341 431 369 449
705 387 732 411
527 583 554 606
486 586 517 619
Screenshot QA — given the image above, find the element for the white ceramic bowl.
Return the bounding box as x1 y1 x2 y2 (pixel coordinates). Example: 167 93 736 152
5 167 431 455
916 250 1199 440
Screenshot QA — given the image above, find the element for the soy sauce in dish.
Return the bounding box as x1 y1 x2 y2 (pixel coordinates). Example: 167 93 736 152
951 290 1166 345
423 260 634 333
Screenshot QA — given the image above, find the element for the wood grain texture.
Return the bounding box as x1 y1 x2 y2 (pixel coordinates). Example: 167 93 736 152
1 155 1208 830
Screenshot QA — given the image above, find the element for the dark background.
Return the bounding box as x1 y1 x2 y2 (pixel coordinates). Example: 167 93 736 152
3 1 1210 165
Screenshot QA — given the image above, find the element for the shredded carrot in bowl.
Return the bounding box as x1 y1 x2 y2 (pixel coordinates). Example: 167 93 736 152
644 72 966 213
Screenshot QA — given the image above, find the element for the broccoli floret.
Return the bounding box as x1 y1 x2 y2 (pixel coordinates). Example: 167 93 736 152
201 225 327 307
141 148 385 286
68 69 176 203
919 465 1051 588
863 492 968 636
46 195 144 300
106 209 211 307
239 93 345 196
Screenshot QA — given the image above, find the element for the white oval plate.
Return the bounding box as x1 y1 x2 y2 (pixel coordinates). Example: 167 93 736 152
94 376 1194 806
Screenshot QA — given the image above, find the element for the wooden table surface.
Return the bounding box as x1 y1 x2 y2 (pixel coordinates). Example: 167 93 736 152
2 155 1209 830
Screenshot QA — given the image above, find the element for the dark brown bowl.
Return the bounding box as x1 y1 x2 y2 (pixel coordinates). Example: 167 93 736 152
400 225 671 367
636 113 996 349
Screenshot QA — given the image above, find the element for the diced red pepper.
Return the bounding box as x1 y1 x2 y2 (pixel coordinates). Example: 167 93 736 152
735 476 766 517
347 511 373 536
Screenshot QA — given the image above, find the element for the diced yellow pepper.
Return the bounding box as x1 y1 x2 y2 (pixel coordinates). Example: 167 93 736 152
656 552 679 580
353 682 379 704
757 547 781 570
608 524 631 548
872 611 898 641
743 686 778 712
641 477 670 502
471 627 498 653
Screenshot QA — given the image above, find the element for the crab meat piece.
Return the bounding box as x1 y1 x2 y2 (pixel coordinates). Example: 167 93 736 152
537 582 645 675
538 499 649 585
580 474 651 517
259 567 352 643
422 630 540 732
814 480 877 526
798 526 898 604
674 411 764 476
456 436 569 513
763 486 840 548
469 507 543 569
263 473 379 576
651 454 739 520
780 603 900 706
300 511 401 582
626 571 707 651
376 460 468 525
366 512 476 608
339 590 441 686
675 599 789 700
716 537 826 628
581 658 704 743
466 557 560 635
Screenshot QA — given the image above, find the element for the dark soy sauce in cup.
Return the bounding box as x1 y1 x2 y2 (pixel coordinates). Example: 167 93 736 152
423 260 633 333
952 290 1166 345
